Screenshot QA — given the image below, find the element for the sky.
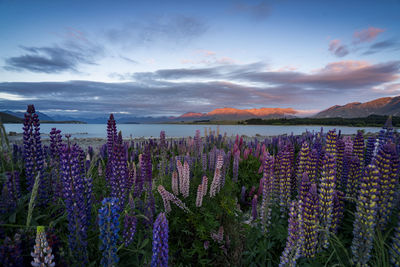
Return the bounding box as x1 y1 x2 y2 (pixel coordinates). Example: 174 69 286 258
0 0 399 118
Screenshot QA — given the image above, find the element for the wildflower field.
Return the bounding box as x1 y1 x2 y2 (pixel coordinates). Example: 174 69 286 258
0 104 399 267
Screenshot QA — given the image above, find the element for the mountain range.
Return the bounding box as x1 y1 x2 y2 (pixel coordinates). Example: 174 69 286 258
1 95 399 123
314 96 400 118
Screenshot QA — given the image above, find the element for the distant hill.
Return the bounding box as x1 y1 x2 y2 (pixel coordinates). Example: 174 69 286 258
0 112 23 123
3 110 54 121
175 107 297 122
315 96 400 118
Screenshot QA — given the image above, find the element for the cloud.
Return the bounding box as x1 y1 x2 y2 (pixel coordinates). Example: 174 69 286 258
4 39 104 73
1 60 398 117
181 50 235 66
328 39 349 57
104 15 208 48
363 39 400 55
353 27 385 44
232 1 270 21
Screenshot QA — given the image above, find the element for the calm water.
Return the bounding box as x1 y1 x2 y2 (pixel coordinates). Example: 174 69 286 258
4 123 383 139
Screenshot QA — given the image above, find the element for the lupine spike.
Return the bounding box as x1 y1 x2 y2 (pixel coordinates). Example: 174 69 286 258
31 226 55 267
351 165 380 266
151 212 169 267
301 183 319 258
98 198 120 267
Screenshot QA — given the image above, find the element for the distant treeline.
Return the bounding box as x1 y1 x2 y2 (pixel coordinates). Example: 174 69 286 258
240 115 399 127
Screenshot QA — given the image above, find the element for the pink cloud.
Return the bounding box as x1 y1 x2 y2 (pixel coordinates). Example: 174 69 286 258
353 27 385 44
318 60 370 73
328 39 349 57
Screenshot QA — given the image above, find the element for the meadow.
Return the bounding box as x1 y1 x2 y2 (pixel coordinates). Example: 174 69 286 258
0 104 399 267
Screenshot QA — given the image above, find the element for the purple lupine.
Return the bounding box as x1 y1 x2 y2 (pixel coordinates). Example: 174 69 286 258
353 131 364 166
0 233 23 266
127 162 137 194
296 142 311 189
141 145 153 192
49 128 62 158
260 153 274 232
351 165 380 266
301 184 320 258
374 143 399 229
106 114 118 185
340 137 354 191
60 143 91 264
98 197 120 267
279 148 292 210
308 149 318 185
279 201 302 267
123 196 137 246
22 105 47 200
336 138 345 183
325 129 337 157
251 195 258 220
232 150 240 183
211 226 224 244
390 210 400 266
171 171 179 196
319 152 336 249
109 132 129 208
201 153 207 173
346 156 361 201
151 213 169 267
365 136 376 166
331 190 345 234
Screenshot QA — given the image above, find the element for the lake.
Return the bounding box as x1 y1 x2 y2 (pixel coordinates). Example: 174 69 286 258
4 123 384 139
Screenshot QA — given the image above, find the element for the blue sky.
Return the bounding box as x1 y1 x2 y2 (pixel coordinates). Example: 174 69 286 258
0 0 399 117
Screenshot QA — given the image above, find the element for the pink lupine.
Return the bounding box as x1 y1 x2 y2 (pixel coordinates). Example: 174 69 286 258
181 161 190 198
158 185 171 213
202 176 208 197
171 171 179 196
196 184 204 207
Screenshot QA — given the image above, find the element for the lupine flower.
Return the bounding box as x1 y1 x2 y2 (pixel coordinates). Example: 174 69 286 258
201 153 207 173
319 152 336 249
141 145 153 193
60 143 91 264
123 196 137 247
353 131 364 166
106 114 118 184
127 162 137 193
301 184 320 258
181 161 190 198
151 212 169 267
325 129 337 157
279 149 292 210
374 143 399 229
31 226 55 267
346 156 361 201
351 165 380 266
365 136 376 166
211 226 224 244
157 185 189 213
109 132 129 208
0 233 23 266
336 138 345 182
209 155 224 198
251 195 258 220
390 210 400 266
98 198 120 267
240 186 246 203
296 142 311 188
330 190 345 234
158 185 172 213
308 149 318 184
201 176 208 197
171 171 179 196
196 183 204 207
279 201 302 267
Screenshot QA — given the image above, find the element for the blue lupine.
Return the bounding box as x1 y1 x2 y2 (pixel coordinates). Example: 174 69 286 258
98 197 120 267
301 183 320 258
31 226 55 267
151 212 169 267
109 132 128 208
